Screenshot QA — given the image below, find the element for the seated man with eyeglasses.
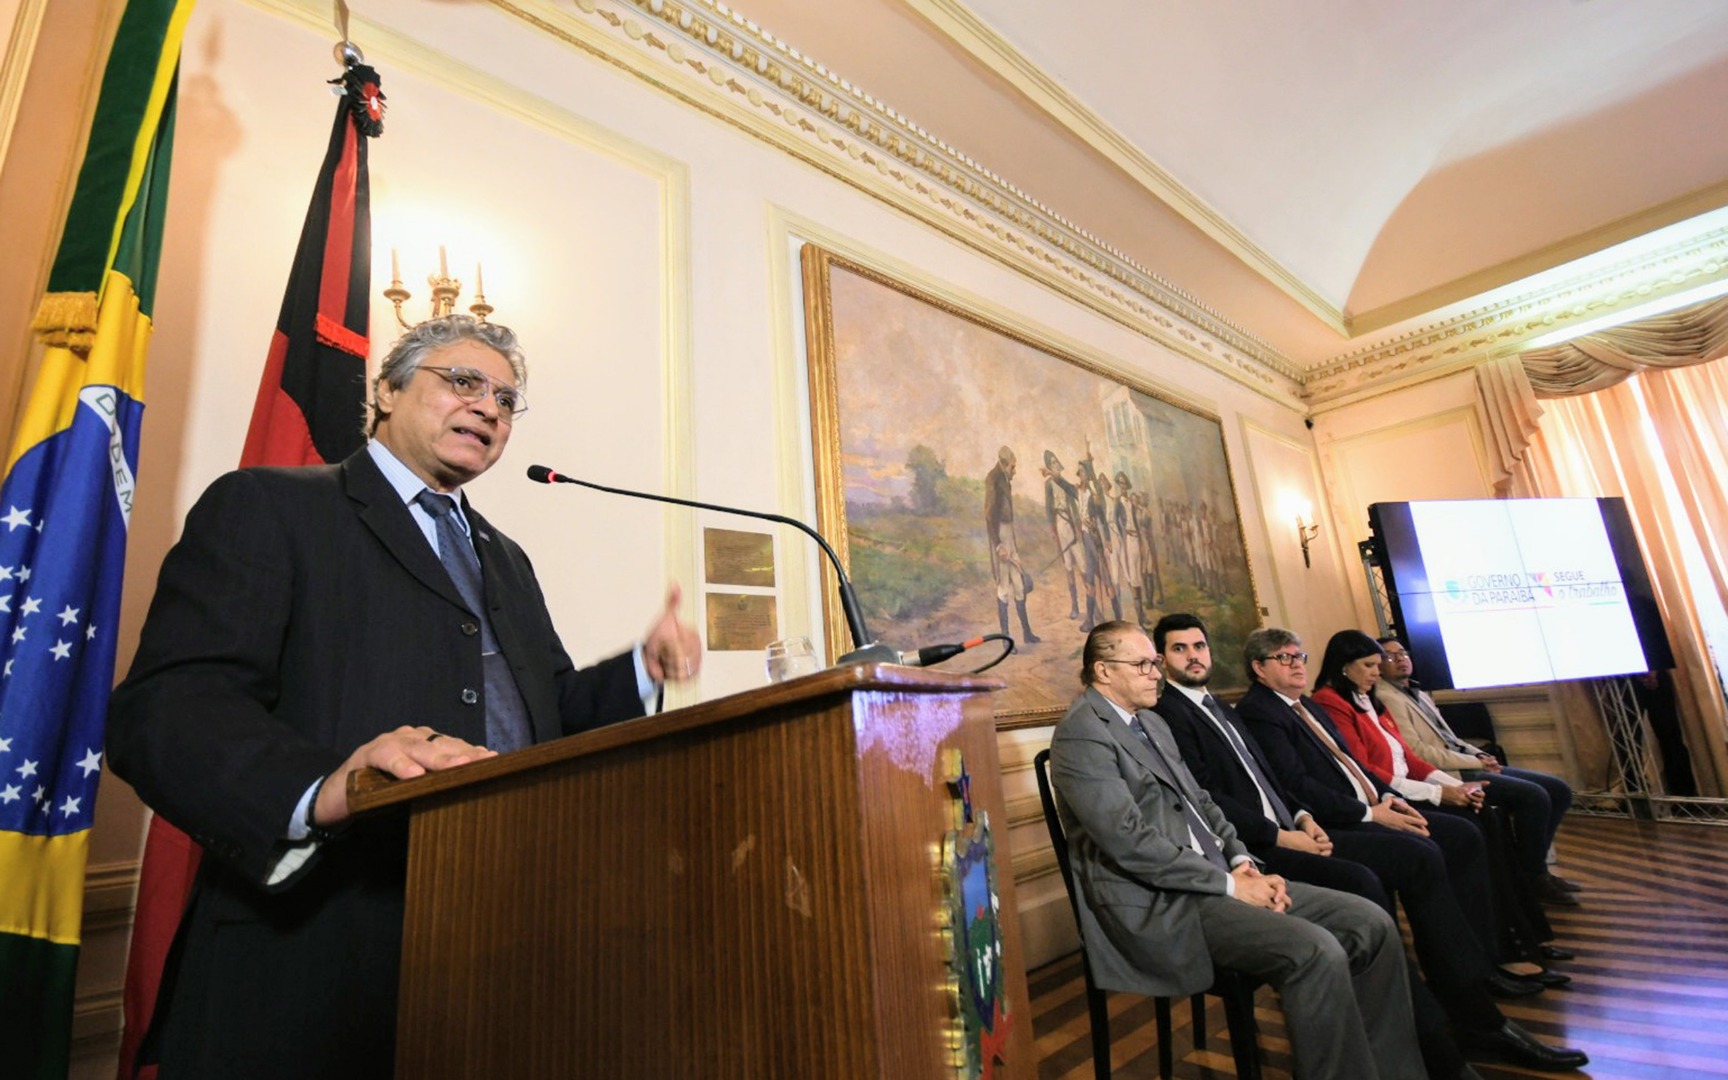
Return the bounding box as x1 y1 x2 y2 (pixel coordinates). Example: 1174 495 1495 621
1049 620 1428 1080
108 315 704 1078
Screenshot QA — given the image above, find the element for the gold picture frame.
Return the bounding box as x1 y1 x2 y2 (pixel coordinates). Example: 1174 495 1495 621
802 246 1261 723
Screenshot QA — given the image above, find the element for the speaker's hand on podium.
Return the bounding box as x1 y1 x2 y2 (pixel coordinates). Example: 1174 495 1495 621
315 726 495 827
643 583 702 683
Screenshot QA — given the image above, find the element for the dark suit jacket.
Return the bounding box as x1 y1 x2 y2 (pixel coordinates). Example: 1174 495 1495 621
107 449 644 1078
1235 682 1394 829
1154 687 1298 852
1049 687 1249 998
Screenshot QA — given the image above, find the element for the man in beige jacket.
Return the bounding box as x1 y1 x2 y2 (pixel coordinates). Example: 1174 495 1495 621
1376 637 1578 906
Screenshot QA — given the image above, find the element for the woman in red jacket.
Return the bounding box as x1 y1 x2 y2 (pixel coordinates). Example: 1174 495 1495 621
1311 631 1486 814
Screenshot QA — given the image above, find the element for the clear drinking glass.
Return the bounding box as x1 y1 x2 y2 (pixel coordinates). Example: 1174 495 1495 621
765 636 819 683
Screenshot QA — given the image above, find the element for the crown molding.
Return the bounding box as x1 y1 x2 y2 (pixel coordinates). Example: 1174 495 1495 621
479 0 1305 404
506 0 1728 413
1344 177 1728 338
237 0 1728 418
903 0 1349 336
236 0 1300 401
1303 221 1728 411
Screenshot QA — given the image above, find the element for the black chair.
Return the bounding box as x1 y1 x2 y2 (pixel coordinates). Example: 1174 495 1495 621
1033 748 1262 1080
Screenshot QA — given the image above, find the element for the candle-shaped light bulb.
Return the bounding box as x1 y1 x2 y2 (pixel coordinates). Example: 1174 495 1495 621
390 247 401 282
475 262 486 296
438 244 449 279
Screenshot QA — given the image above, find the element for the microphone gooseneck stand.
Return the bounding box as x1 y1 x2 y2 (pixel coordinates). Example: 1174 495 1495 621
526 465 1015 672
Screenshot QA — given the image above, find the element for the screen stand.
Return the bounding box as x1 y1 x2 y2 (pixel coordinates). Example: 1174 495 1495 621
1359 537 1392 635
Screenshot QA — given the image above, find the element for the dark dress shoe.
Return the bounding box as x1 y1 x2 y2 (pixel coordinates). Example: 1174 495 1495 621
1538 943 1578 961
1547 873 1583 892
1533 875 1581 906
1526 968 1572 988
1485 970 1544 998
1461 1019 1589 1071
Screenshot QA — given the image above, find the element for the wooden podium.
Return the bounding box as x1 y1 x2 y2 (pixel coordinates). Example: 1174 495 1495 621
349 663 1034 1079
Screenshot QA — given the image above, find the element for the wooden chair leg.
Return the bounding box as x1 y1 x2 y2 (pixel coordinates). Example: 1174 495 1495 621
1155 996 1174 1079
1190 992 1207 1050
1087 983 1112 1080
1221 982 1262 1080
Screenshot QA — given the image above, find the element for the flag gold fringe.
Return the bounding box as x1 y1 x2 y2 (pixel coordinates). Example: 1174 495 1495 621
7 270 150 475
31 291 101 354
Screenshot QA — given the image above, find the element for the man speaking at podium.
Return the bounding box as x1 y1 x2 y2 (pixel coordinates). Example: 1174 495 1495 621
108 315 701 1078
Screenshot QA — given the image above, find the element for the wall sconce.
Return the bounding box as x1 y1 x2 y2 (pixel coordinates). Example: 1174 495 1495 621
1297 513 1320 569
384 245 494 328
1282 494 1320 569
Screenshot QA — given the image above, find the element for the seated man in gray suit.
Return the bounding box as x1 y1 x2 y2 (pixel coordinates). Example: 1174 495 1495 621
1049 621 1426 1080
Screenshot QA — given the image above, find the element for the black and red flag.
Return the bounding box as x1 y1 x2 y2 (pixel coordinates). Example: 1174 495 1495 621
116 60 383 1080
242 59 382 466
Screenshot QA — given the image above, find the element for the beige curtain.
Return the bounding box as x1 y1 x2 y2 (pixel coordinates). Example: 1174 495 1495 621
1474 356 1544 495
1509 379 1728 796
1640 362 1728 614
1471 304 1728 795
1518 293 1728 396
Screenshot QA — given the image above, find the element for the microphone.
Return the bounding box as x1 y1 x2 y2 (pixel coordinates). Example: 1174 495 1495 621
527 464 896 665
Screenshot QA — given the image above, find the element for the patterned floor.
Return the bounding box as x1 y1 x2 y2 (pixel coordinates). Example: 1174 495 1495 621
1028 815 1728 1079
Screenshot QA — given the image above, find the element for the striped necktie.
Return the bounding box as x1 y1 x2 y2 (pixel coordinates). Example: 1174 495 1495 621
1292 699 1379 804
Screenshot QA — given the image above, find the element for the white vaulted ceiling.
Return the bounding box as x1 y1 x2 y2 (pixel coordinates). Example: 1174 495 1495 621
953 0 1728 313
716 0 1728 366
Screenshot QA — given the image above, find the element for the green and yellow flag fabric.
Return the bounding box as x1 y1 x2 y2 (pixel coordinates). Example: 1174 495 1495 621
0 2 194 1075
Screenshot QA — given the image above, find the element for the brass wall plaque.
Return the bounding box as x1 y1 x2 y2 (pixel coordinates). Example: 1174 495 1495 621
705 592 778 651
703 528 776 587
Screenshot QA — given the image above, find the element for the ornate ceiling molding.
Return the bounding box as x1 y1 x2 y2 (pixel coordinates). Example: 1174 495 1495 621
1302 223 1728 409
490 0 1305 402
1342 178 1728 339
257 0 1728 417
504 0 1728 415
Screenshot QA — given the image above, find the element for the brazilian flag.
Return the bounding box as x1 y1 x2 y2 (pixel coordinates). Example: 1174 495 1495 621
0 2 194 1075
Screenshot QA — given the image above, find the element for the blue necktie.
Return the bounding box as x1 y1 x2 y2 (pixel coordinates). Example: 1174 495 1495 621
1131 715 1230 872
415 490 532 753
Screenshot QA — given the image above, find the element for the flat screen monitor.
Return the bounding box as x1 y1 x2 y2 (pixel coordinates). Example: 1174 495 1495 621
1368 498 1673 691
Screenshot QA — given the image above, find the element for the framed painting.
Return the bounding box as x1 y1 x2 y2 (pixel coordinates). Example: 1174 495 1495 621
801 246 1261 721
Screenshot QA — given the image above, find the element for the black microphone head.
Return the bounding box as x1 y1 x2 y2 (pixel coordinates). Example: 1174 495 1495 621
526 465 557 484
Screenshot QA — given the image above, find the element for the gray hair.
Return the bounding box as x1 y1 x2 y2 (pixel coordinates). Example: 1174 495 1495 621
1243 626 1302 683
1080 620 1141 686
368 315 528 434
